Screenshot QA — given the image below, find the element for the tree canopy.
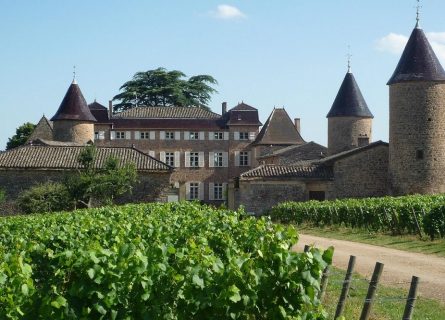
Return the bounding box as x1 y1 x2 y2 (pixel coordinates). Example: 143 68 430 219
112 67 218 113
6 122 36 150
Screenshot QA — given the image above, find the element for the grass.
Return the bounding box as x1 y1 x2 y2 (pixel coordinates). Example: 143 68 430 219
322 267 445 320
297 224 445 258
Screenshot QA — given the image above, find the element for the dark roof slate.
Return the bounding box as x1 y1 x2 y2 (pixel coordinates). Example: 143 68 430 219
223 102 262 126
240 163 333 180
51 81 97 122
114 106 220 119
89 102 110 123
387 26 445 85
0 145 172 172
316 140 388 165
111 118 226 130
327 72 373 118
258 141 327 163
252 108 305 145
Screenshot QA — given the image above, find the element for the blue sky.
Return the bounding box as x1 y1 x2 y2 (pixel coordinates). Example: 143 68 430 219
2 0 445 150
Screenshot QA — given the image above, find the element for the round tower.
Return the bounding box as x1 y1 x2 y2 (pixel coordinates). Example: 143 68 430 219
50 79 97 144
388 22 445 195
326 69 373 155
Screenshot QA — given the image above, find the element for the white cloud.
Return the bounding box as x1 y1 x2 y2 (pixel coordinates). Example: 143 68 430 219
375 33 408 55
211 4 246 19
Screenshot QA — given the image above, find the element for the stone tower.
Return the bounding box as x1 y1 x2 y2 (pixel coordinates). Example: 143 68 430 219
50 79 97 144
388 22 445 195
326 69 373 155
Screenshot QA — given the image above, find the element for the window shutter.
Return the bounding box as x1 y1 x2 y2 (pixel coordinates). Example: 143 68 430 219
209 183 214 201
223 152 228 167
99 131 105 140
160 131 165 140
198 152 205 167
208 152 214 168
223 183 228 200
110 131 116 140
134 131 140 140
198 182 204 200
247 151 252 166
160 151 166 163
184 151 190 167
185 182 191 200
174 151 180 168
125 131 131 139
223 132 229 140
234 151 240 167
234 132 240 140
199 132 205 140
150 131 155 140
184 131 190 140
148 150 155 157
209 132 214 140
175 131 181 140
249 132 256 140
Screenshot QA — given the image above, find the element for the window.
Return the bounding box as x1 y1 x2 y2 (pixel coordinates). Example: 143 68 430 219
189 152 199 167
190 132 199 140
309 191 325 201
140 131 150 139
189 182 199 200
239 151 249 166
214 183 224 200
165 152 175 167
239 132 249 140
94 131 105 140
116 131 125 139
165 132 175 140
214 132 224 140
214 152 223 167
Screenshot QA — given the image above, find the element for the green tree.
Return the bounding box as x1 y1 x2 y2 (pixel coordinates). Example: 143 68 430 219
6 122 36 150
66 145 138 208
112 67 218 112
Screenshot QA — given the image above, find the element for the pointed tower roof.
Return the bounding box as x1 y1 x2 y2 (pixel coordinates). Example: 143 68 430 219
387 26 445 85
252 108 305 145
50 80 97 122
326 71 373 118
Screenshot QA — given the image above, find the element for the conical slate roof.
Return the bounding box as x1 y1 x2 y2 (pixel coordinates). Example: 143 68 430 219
326 72 373 118
387 26 445 85
51 80 97 122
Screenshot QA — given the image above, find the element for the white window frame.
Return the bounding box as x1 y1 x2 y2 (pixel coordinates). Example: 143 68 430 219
235 151 251 167
189 132 199 140
165 131 175 140
189 152 199 168
165 152 175 167
239 151 249 166
116 131 126 139
239 132 249 140
213 132 224 140
94 131 105 140
186 182 204 200
209 183 227 201
140 131 150 139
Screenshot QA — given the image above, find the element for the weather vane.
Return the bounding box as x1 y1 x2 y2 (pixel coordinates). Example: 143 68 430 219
416 0 421 27
73 65 76 83
347 45 352 73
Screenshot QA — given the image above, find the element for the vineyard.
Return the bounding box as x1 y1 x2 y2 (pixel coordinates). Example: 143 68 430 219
0 202 332 319
268 194 445 239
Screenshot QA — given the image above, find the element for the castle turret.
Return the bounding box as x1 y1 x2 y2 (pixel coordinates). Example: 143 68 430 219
326 69 373 155
388 21 445 195
50 79 96 144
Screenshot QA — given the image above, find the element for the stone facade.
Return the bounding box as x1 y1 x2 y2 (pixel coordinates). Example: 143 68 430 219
53 121 95 144
327 117 372 155
389 82 445 195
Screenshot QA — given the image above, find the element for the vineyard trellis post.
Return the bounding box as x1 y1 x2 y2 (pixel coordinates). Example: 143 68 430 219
411 208 423 239
402 276 420 320
359 261 384 320
334 255 356 319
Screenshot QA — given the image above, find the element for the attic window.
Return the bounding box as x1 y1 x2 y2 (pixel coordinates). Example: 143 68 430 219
237 115 242 121
416 149 424 160
358 137 369 147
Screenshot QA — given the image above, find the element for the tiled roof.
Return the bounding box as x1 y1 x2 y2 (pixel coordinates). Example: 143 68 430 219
388 26 445 85
258 141 327 163
113 106 221 119
252 108 305 145
27 116 53 142
326 72 373 118
51 81 97 122
111 118 226 130
224 102 262 126
0 145 172 172
88 101 107 110
316 140 388 165
240 163 333 179
230 102 257 111
89 102 110 123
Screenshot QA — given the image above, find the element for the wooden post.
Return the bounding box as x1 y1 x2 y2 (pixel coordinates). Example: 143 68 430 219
318 265 330 301
304 245 310 253
334 255 356 319
411 208 423 239
360 262 384 320
402 276 419 320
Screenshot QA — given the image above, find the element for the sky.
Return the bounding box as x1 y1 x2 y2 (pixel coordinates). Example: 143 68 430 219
2 0 445 150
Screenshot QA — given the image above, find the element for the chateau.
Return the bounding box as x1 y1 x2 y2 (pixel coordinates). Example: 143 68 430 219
1 18 444 214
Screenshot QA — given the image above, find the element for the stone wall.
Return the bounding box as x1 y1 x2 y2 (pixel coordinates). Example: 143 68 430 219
327 117 372 155
331 144 389 199
389 82 445 195
53 121 95 144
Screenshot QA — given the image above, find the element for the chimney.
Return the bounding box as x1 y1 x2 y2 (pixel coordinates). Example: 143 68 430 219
222 102 227 115
294 118 301 133
108 100 113 119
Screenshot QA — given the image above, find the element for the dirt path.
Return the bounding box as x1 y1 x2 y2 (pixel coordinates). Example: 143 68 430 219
293 234 445 304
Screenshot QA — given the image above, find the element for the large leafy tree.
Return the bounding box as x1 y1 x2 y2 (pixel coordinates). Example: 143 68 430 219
112 67 218 113
6 122 36 150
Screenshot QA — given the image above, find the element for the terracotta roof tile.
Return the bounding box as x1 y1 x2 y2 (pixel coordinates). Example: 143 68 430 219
240 163 332 179
258 141 327 163
114 106 221 119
